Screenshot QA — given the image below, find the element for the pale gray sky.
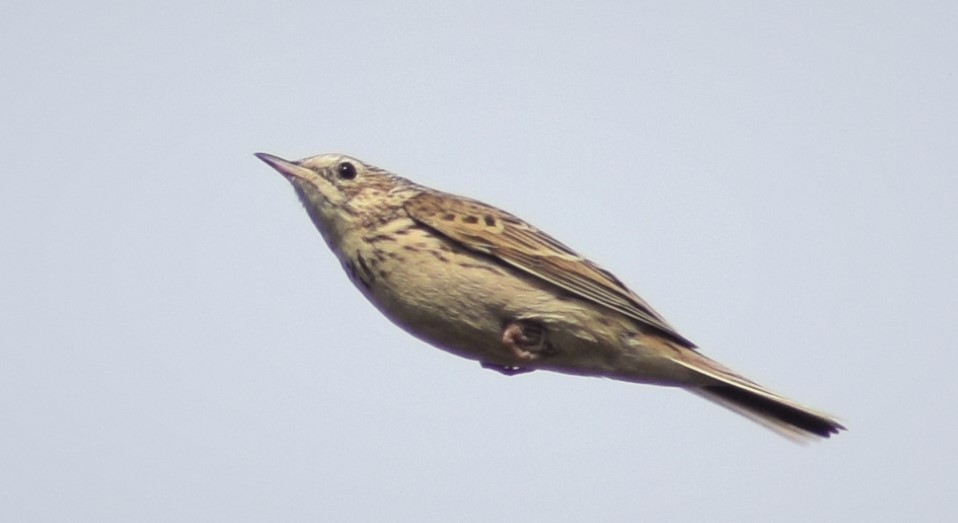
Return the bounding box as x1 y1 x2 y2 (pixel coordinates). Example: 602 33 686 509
2 2 956 521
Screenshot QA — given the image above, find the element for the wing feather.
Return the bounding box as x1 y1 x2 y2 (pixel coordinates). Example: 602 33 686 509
404 191 695 347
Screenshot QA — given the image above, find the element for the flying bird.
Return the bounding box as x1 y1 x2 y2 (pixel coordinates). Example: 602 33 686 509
256 152 845 441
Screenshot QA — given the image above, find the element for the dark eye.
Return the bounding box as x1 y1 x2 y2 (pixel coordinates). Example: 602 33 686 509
337 161 357 180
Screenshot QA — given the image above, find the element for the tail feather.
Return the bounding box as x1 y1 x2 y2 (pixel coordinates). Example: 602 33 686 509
670 351 845 442
690 386 844 442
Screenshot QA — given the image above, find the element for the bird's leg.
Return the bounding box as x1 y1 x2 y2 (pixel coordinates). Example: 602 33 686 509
480 320 554 376
501 319 554 361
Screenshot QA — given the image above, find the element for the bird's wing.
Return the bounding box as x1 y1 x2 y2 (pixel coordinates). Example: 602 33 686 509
404 191 695 347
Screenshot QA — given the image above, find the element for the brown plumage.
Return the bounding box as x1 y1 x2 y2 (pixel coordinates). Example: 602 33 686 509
256 152 845 441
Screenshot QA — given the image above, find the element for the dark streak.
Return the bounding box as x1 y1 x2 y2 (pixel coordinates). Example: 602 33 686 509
357 252 373 279
347 252 374 291
342 260 370 291
385 251 406 262
458 262 502 275
364 234 394 243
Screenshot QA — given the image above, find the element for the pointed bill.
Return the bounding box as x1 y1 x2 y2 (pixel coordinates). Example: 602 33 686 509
254 152 316 182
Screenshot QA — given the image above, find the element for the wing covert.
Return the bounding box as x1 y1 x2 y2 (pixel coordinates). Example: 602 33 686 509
403 191 695 347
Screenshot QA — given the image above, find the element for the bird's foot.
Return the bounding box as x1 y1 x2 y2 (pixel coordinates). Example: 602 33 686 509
501 319 554 361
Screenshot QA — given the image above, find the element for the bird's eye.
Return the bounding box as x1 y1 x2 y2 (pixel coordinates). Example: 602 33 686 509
337 161 357 180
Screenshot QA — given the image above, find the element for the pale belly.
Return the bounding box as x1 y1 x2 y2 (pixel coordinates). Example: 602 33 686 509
332 223 639 377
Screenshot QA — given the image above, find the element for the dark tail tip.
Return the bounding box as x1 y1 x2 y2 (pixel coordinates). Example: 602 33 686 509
702 384 846 438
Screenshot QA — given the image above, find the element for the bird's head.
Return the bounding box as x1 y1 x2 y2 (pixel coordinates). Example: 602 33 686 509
255 152 413 245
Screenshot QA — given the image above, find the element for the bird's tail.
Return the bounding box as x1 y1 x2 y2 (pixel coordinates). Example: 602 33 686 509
669 350 845 442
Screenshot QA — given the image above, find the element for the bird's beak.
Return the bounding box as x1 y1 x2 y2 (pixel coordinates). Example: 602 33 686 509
254 152 315 181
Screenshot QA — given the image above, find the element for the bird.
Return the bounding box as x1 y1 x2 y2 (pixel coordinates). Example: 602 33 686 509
255 151 845 441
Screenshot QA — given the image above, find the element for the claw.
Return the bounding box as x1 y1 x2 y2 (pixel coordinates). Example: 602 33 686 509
501 319 554 361
481 361 535 376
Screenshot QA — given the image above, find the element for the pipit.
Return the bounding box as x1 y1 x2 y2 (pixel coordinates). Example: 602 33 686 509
256 152 845 441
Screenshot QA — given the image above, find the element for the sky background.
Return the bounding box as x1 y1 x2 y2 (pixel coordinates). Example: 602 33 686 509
2 2 957 521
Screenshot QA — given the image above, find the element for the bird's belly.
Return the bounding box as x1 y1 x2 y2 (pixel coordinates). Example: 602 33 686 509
363 247 515 361
341 232 626 372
